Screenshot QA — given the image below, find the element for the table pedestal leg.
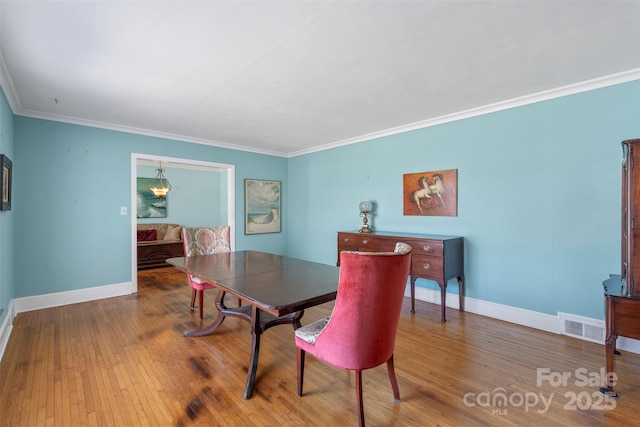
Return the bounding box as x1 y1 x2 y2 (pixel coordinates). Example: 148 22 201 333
244 306 261 399
292 310 304 330
184 289 234 337
182 287 306 398
242 308 304 398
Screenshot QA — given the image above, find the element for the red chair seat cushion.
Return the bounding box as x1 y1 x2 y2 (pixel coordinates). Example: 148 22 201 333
295 317 330 344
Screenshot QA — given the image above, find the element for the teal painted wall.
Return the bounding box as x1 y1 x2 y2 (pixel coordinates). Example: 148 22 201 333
0 88 14 327
13 117 287 298
287 81 640 320
136 164 228 227
4 80 639 322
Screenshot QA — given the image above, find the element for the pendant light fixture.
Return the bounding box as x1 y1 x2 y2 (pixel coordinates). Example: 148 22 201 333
148 162 172 198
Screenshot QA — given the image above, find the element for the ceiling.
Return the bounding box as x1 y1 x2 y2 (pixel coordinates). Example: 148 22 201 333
1 1 639 157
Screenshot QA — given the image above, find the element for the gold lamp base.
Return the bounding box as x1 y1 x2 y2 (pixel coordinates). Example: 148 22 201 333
359 213 372 233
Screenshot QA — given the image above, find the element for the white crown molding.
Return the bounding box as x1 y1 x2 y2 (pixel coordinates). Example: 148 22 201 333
0 53 21 113
17 108 287 157
2 63 638 158
289 68 640 158
0 51 282 157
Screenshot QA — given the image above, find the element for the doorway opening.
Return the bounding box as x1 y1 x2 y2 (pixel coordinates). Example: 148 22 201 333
130 153 235 292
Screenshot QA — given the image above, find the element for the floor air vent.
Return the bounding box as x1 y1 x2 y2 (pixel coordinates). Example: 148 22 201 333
558 313 605 344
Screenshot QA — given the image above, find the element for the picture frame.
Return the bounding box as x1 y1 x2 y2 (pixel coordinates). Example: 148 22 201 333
245 179 281 234
136 177 167 218
0 154 12 211
403 168 458 216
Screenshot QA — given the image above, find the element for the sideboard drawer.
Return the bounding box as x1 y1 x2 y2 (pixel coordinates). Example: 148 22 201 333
411 255 444 279
407 240 444 257
358 236 395 252
338 234 358 248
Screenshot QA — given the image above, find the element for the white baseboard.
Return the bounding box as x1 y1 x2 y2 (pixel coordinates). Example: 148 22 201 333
0 300 16 362
13 281 135 313
407 285 640 355
616 336 640 355
0 281 134 363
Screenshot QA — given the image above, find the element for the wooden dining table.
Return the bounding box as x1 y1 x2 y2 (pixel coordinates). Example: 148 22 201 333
166 250 339 399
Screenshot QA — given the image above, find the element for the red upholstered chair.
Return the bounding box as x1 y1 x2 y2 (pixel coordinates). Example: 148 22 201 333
294 242 412 426
181 226 231 319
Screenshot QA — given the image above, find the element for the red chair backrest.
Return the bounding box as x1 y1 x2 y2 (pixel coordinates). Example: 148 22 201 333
311 244 412 370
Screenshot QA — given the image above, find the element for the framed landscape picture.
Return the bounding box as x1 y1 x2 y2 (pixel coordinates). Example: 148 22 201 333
245 179 281 234
403 168 458 216
136 177 167 218
0 154 12 211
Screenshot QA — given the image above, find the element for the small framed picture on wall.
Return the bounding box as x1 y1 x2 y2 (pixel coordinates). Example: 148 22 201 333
0 154 12 211
245 179 281 234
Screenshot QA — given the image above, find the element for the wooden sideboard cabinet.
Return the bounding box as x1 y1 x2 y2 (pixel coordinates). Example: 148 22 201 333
601 138 640 397
337 231 464 322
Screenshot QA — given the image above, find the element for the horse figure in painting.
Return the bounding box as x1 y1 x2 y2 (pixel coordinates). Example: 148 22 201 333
410 174 446 214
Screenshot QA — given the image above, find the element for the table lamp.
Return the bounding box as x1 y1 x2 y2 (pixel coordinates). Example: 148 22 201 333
359 201 373 233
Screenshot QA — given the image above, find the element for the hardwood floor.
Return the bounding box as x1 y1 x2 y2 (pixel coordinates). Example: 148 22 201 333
1 267 638 426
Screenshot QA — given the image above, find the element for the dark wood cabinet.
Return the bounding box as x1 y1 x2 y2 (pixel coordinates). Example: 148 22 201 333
621 138 640 298
602 138 640 397
137 241 184 269
337 231 464 322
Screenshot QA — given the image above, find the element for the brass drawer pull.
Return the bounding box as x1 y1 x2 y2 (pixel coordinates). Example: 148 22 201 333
423 245 431 252
362 239 369 245
423 263 431 270
343 237 350 243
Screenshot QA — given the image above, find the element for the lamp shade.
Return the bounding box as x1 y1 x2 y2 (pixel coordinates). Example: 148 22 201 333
359 201 373 213
148 163 172 198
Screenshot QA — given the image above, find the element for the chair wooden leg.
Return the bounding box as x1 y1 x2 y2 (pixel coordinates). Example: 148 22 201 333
355 370 365 427
198 290 204 320
190 289 197 311
386 354 400 402
296 348 305 396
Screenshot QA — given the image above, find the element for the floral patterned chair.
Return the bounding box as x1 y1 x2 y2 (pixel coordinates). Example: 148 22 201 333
181 226 231 319
294 242 412 427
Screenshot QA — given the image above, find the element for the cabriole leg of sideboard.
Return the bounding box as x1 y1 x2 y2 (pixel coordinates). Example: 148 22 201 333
438 281 447 322
599 333 618 398
410 276 416 313
457 275 464 312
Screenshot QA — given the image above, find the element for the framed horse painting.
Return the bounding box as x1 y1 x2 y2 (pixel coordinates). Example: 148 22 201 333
403 169 457 216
